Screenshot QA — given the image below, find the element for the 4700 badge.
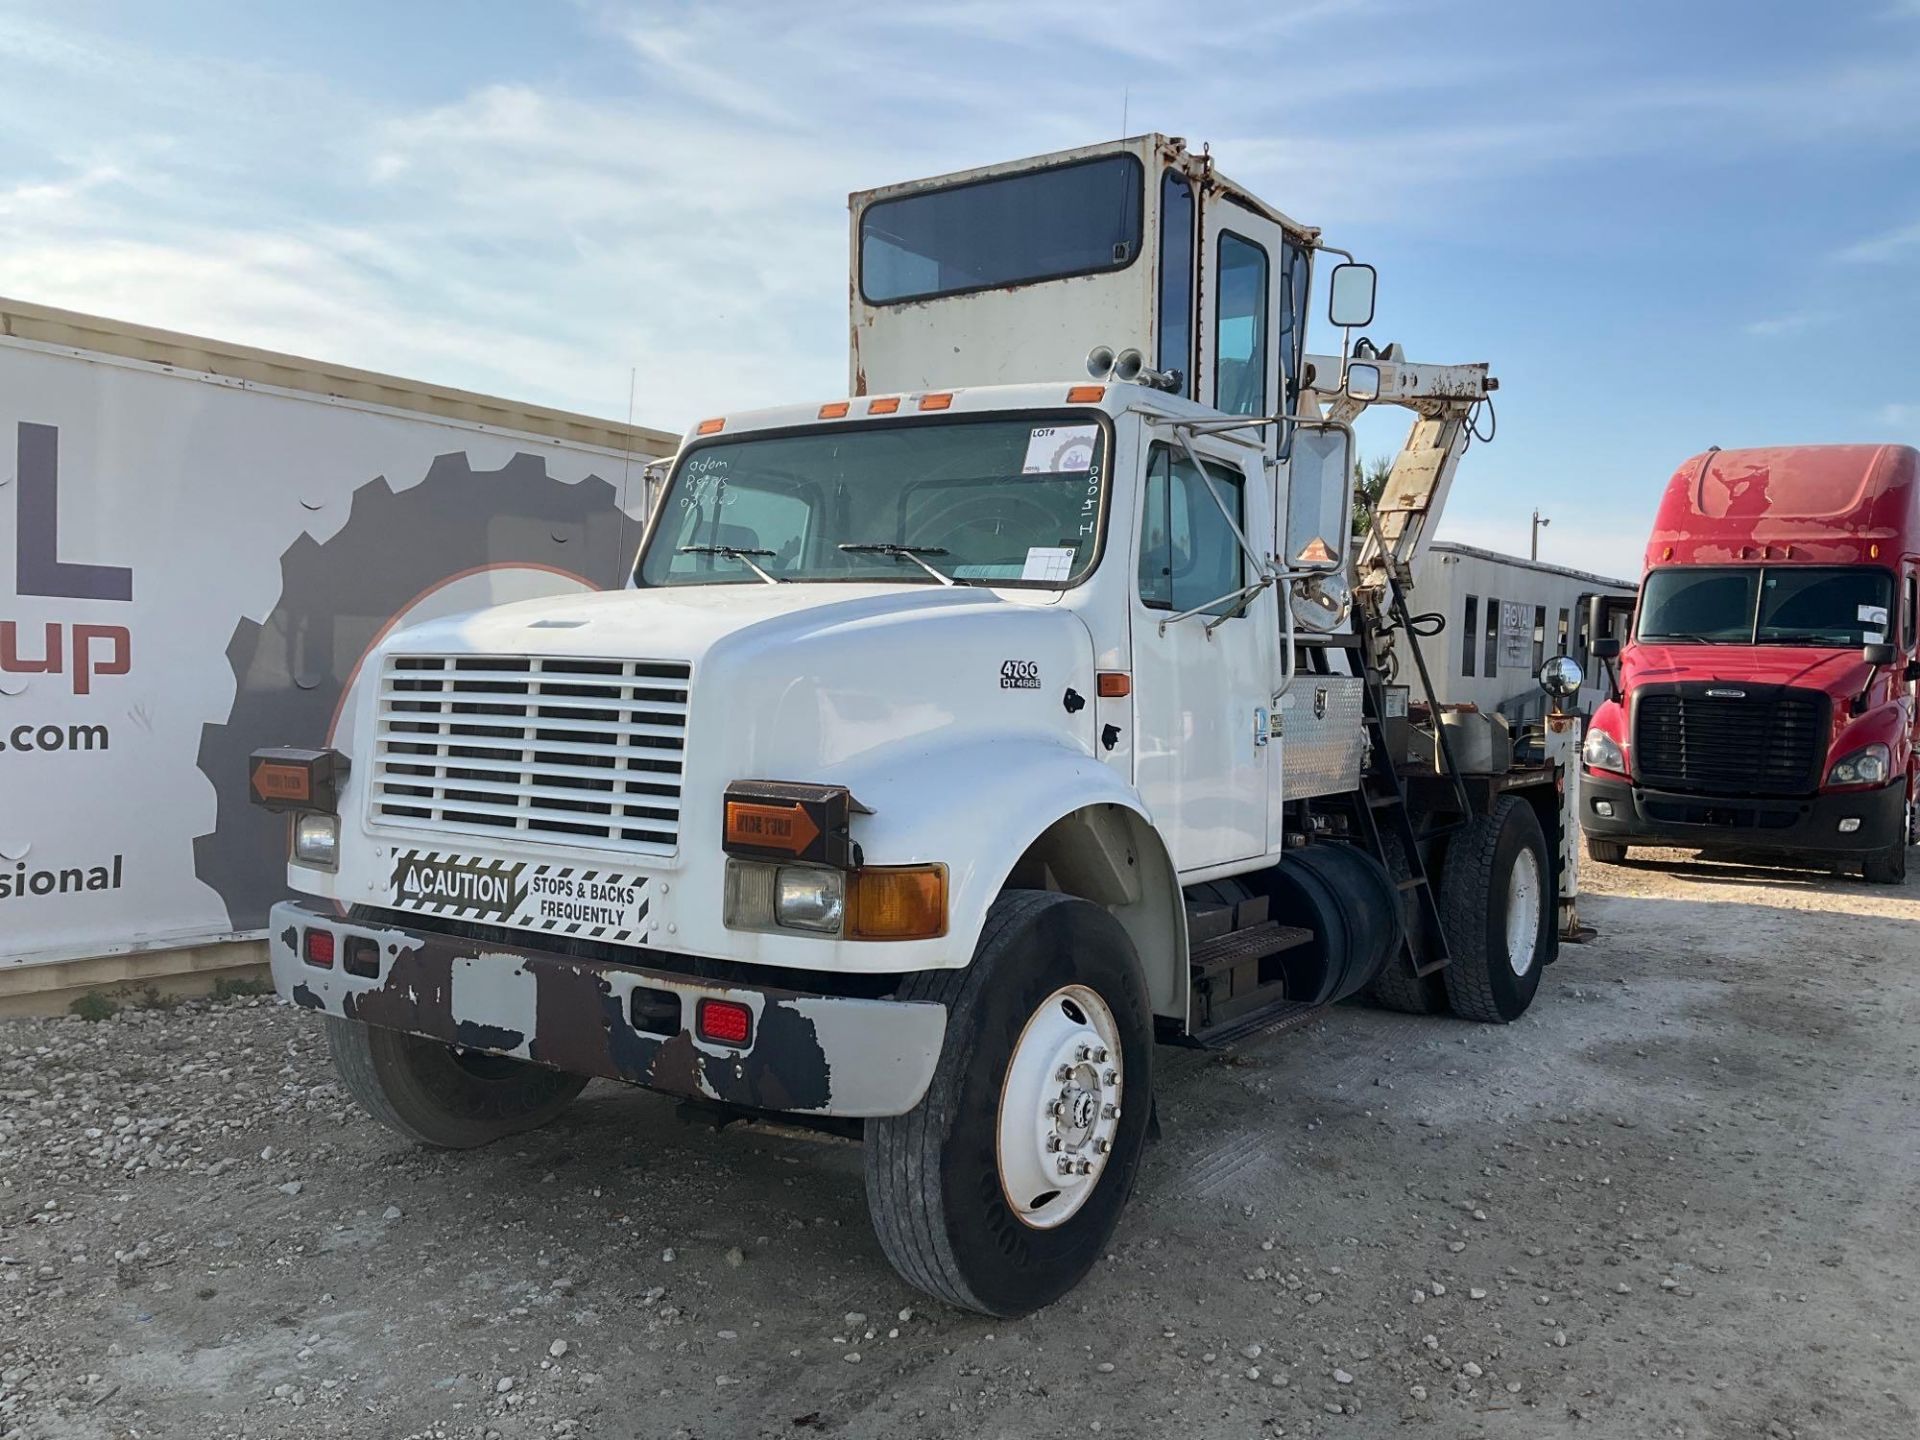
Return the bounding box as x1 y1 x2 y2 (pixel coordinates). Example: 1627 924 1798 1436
390 851 653 943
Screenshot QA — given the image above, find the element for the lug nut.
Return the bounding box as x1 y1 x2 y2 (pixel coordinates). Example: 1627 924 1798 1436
1092 1047 1108 1063
1075 1044 1092 1062
1046 1135 1062 1152
1057 1156 1075 1176
1048 1099 1067 1118
1103 1069 1119 1086
1055 1065 1072 1082
1075 1158 1094 1175
1102 1103 1120 1120
1095 1138 1111 1154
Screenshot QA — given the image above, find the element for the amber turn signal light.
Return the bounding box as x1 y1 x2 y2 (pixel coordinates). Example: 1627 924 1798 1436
696 417 725 435
1066 385 1106 403
847 865 947 940
818 401 850 419
868 396 901 414
1096 671 1131 698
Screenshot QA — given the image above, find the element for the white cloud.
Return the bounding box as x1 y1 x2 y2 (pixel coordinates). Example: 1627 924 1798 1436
1743 311 1829 337
1878 402 1920 427
1836 218 1920 263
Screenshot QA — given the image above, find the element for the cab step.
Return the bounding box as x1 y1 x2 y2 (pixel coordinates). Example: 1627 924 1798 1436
1184 892 1315 1040
1191 998 1326 1049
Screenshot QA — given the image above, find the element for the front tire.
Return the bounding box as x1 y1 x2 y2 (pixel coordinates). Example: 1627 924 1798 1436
1585 835 1629 866
1862 788 1914 885
864 891 1154 1317
1441 798 1552 1023
327 1017 588 1149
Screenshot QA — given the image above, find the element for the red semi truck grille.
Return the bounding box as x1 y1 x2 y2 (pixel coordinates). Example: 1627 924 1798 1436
1632 686 1827 796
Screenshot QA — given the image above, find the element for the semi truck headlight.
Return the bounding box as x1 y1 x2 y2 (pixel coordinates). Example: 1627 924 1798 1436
1827 743 1890 787
775 867 846 932
1582 729 1625 774
293 813 340 868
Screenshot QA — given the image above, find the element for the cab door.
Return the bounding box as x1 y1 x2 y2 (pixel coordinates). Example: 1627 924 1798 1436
1197 196 1306 436
1129 433 1275 874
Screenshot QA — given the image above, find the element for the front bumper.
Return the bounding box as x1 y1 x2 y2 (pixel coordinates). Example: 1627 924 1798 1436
1580 773 1907 855
269 903 946 1118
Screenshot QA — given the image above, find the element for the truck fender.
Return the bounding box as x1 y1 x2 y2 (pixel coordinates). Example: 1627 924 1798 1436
838 736 1186 1020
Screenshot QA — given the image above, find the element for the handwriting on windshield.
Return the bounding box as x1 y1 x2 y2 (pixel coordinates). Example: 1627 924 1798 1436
680 454 735 512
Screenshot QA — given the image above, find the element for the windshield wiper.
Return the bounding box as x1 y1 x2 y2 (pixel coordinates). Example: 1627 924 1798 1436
1643 631 1733 645
838 542 970 586
678 544 783 585
1758 633 1846 647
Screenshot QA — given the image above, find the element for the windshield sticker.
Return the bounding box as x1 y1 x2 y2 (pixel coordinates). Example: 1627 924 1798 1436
1022 425 1099 474
1020 546 1076 582
1859 604 1889 626
1865 630 1886 644
952 564 1026 579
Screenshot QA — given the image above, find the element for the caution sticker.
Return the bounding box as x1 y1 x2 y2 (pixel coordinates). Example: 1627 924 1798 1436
390 850 651 943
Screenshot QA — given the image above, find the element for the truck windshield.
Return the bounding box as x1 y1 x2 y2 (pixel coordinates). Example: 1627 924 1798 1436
860 153 1144 304
1638 566 1895 647
637 415 1108 589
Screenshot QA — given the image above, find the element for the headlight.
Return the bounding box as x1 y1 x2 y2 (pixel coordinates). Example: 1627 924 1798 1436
293 813 340 868
1582 729 1625 773
725 860 846 934
1827 743 1891 788
775 867 845 932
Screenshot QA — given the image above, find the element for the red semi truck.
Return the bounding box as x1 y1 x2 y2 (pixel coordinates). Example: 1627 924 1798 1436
1580 443 1919 883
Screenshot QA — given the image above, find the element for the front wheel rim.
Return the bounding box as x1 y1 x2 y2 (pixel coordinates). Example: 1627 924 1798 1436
1505 848 1543 977
996 985 1123 1230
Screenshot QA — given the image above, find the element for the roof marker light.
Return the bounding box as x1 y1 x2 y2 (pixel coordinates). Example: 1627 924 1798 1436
819 401 850 419
918 393 953 411
868 397 901 414
696 417 725 435
1067 385 1107 403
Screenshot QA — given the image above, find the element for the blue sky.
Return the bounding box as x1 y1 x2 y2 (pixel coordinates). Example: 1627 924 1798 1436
2 0 1917 577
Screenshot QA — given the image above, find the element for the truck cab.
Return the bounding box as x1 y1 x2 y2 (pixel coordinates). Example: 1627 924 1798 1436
1581 444 1920 881
254 135 1578 1317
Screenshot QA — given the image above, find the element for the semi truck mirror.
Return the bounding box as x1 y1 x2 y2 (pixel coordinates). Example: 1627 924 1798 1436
1327 262 1377 328
1592 637 1620 661
1862 642 1896 667
1345 362 1381 403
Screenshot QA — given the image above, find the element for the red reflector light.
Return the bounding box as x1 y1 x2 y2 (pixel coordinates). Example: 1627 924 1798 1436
303 928 335 969
696 998 753 1047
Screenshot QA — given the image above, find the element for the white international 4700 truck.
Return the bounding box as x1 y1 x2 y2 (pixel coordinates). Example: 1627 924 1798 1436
251 136 1588 1316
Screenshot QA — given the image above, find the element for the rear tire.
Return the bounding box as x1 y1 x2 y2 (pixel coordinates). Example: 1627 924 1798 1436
326 1017 588 1149
1585 835 1629 865
863 891 1153 1317
1440 798 1552 1023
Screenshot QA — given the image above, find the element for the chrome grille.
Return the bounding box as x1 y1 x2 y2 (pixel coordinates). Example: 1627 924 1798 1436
371 654 689 855
1633 685 1826 796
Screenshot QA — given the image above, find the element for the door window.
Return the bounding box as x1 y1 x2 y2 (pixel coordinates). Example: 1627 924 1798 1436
1158 170 1194 395
1139 447 1246 616
1214 232 1269 416
1484 596 1500 678
1461 595 1479 677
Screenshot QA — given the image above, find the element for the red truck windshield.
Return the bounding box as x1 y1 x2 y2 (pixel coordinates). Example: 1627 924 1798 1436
1638 566 1895 647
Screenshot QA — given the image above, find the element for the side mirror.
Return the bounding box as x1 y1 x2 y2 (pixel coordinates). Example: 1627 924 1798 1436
1327 262 1377 328
1284 421 1355 573
1592 637 1621 661
1538 655 1584 699
1862 641 1896 667
1345 362 1381 403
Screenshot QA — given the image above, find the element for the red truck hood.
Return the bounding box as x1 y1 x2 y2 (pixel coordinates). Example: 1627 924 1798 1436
1621 643 1874 697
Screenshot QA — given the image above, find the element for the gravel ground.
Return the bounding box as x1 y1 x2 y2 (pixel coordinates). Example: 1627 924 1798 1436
3 850 1916 1440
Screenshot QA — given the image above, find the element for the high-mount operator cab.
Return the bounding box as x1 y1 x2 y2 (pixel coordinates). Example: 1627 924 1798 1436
851 135 1368 542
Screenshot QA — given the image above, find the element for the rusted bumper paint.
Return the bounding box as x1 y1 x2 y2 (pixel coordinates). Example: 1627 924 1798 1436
269 903 945 1118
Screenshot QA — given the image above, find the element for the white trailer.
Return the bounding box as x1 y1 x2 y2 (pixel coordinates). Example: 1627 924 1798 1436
0 298 673 1008
1411 541 1636 721
255 135 1590 1316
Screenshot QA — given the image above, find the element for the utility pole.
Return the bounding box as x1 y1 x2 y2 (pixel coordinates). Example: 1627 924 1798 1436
1531 508 1550 561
